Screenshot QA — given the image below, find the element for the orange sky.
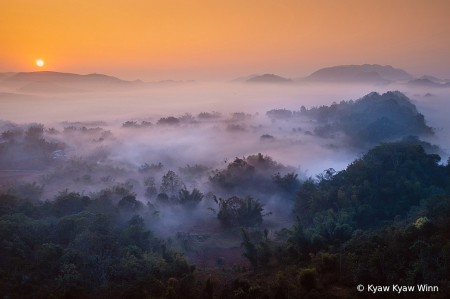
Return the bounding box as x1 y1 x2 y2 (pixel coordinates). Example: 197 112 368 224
1 0 449 81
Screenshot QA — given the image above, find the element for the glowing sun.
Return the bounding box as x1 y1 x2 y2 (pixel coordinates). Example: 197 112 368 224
37 60 44 67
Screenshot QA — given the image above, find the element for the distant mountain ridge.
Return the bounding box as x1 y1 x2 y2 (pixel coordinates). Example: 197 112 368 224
420 75 450 83
229 74 259 83
6 71 128 85
230 64 415 85
244 74 294 84
2 71 199 90
405 78 450 88
302 64 412 83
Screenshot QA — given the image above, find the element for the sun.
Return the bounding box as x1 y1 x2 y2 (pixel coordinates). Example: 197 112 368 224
37 60 44 67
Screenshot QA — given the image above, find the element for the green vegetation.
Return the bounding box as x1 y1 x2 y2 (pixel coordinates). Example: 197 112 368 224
2 140 450 298
157 116 180 126
178 186 204 208
266 109 292 119
209 195 271 227
0 192 193 299
208 154 298 195
2 92 450 298
268 91 435 146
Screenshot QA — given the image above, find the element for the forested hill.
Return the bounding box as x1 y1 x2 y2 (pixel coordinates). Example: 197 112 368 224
294 140 446 229
271 91 434 146
285 140 450 298
0 90 448 298
1 140 450 298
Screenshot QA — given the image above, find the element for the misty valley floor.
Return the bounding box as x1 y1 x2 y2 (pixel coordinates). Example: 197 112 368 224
1 88 450 298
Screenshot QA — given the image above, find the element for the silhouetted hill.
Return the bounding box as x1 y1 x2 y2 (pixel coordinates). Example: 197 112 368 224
229 74 259 83
3 71 202 89
405 78 449 88
131 79 145 86
3 71 137 92
299 91 433 145
302 64 412 83
420 75 450 83
245 74 294 84
17 81 89 93
6 71 127 84
423 93 436 97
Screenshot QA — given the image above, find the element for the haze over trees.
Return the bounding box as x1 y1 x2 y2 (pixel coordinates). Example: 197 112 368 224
1 89 450 298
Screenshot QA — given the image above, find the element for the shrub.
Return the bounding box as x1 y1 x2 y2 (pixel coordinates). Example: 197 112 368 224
209 195 271 227
178 186 204 208
299 268 317 291
266 109 292 119
156 117 180 126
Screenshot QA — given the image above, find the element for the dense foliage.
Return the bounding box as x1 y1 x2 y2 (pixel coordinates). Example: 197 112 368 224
295 141 445 228
209 153 298 196
209 195 271 227
266 91 435 146
0 191 195 299
2 90 450 298
0 124 63 170
311 92 434 145
2 140 450 298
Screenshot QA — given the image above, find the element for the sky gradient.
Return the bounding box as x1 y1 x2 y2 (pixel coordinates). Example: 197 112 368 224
1 0 449 81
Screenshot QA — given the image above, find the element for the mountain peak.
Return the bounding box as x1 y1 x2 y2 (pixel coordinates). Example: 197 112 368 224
302 64 412 83
245 74 293 84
